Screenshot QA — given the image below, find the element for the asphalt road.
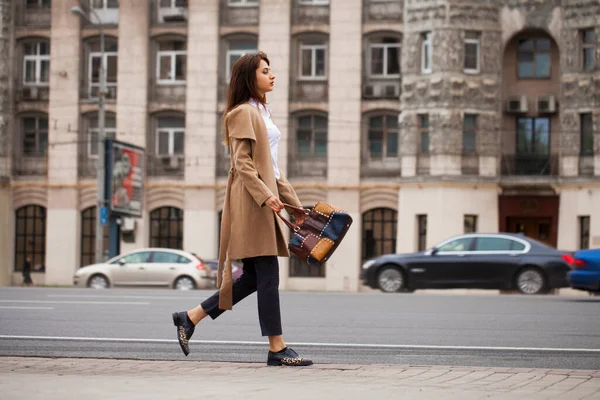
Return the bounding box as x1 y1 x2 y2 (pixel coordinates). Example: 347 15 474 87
0 287 599 370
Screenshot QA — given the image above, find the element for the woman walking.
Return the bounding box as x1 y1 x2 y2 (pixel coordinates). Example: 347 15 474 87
172 51 312 367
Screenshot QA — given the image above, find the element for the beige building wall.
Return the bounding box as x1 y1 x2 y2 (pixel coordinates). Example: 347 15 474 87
326 0 363 291
183 1 219 258
557 187 600 251
397 185 500 253
45 0 81 285
0 187 10 285
117 1 150 254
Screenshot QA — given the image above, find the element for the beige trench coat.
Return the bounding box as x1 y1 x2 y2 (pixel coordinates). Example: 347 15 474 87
217 103 302 310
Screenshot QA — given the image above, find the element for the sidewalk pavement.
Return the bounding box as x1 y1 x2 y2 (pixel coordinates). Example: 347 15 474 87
1 357 599 400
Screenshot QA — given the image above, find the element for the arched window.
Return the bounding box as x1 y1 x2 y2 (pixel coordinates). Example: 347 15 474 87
150 207 183 249
362 208 397 262
80 206 110 267
14 205 46 271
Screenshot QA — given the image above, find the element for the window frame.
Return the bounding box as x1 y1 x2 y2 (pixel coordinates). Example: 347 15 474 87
295 114 328 159
88 50 118 97
14 205 46 272
21 115 48 157
361 208 398 262
367 114 399 160
227 0 259 7
156 42 187 85
155 127 185 156
578 216 590 250
87 115 116 158
580 112 594 156
462 113 477 154
421 32 432 74
91 0 119 10
517 37 552 79
516 117 551 156
298 43 328 81
418 114 430 154
417 214 427 252
298 0 329 5
581 28 595 72
369 42 401 78
22 42 50 86
226 46 257 82
149 207 184 250
464 214 478 233
463 32 480 74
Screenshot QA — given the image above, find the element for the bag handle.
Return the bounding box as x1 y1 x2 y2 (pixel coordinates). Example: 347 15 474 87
275 203 309 233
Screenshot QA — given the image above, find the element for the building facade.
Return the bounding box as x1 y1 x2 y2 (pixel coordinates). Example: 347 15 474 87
0 0 598 291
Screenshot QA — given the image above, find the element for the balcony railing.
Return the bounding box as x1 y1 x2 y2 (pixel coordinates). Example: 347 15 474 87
148 79 186 104
292 3 329 25
13 155 47 177
15 3 51 28
220 0 259 26
501 154 559 176
147 154 184 178
363 0 403 24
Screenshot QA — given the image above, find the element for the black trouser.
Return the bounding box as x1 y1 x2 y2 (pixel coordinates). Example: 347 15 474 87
200 255 282 337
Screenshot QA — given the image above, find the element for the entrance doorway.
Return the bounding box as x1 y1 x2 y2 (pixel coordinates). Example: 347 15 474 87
507 217 552 246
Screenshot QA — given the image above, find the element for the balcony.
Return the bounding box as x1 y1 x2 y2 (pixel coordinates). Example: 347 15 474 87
15 2 51 29
362 80 401 100
15 85 50 102
146 154 184 178
148 79 186 104
288 156 327 178
291 81 328 102
220 0 259 26
13 155 47 177
363 0 403 24
151 0 188 26
292 2 329 26
501 154 558 176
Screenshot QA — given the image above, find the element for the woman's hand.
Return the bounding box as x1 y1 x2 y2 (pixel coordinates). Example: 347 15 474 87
265 196 285 213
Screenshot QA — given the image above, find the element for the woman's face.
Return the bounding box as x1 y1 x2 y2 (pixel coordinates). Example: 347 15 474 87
255 59 275 96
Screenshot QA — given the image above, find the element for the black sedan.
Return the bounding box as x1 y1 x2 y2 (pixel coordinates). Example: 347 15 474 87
360 233 572 295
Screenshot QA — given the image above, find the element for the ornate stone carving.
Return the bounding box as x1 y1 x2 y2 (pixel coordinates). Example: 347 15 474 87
449 2 500 25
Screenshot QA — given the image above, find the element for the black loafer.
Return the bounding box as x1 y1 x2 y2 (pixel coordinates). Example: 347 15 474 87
267 347 313 366
172 311 195 356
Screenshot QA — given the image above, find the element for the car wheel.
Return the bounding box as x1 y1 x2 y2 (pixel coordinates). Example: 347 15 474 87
174 276 196 291
87 274 109 289
377 266 405 293
515 268 546 295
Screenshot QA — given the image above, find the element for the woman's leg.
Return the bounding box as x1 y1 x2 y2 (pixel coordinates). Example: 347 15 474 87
252 256 286 351
188 258 258 324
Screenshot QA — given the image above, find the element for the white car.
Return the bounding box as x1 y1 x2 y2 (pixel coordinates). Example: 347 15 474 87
73 248 215 290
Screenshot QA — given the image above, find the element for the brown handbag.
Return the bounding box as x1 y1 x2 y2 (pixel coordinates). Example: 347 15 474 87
277 202 353 266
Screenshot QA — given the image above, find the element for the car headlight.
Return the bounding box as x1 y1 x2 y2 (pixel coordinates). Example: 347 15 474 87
362 260 376 270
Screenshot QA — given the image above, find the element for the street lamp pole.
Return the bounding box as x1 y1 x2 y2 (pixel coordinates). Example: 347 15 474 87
71 4 106 264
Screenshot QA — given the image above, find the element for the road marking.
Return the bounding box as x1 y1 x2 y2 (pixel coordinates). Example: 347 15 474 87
0 306 54 310
0 335 598 353
0 300 150 305
47 294 187 300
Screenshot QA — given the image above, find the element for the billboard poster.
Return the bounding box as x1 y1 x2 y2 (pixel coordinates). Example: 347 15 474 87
106 140 145 217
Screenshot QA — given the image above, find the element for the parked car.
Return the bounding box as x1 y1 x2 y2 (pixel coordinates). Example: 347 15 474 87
73 248 214 290
361 233 572 295
205 259 244 282
568 248 600 295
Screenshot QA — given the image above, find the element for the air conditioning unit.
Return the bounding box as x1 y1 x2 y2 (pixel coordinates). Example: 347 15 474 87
536 95 556 114
159 8 187 23
506 95 528 113
22 86 39 100
363 84 375 98
162 155 181 170
383 84 400 98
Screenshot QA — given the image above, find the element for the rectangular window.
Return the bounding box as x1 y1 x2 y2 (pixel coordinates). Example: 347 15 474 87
464 31 480 73
464 215 478 233
369 43 400 77
26 0 51 8
421 32 432 73
581 28 595 72
299 44 327 80
23 42 50 86
462 114 477 153
368 115 399 160
516 117 550 155
157 41 186 84
226 41 257 81
517 38 551 78
22 117 48 157
580 113 593 156
417 214 427 252
89 52 118 97
419 114 429 153
156 117 185 156
578 216 590 250
297 115 327 158
92 0 119 9
88 117 116 157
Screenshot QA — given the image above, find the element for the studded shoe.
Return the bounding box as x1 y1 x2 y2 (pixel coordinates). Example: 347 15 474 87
267 347 313 366
172 311 195 356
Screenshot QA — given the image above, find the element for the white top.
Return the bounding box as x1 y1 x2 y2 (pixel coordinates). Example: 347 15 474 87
249 99 281 179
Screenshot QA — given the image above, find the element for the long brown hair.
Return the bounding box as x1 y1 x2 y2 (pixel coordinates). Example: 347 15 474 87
222 51 270 146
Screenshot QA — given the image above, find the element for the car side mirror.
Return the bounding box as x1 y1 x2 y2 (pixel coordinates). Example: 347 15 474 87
430 248 439 256
119 259 126 266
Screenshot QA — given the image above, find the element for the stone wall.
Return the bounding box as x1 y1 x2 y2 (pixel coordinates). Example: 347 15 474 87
0 0 10 166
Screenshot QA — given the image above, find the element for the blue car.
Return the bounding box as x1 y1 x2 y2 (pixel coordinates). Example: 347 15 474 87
568 248 600 295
